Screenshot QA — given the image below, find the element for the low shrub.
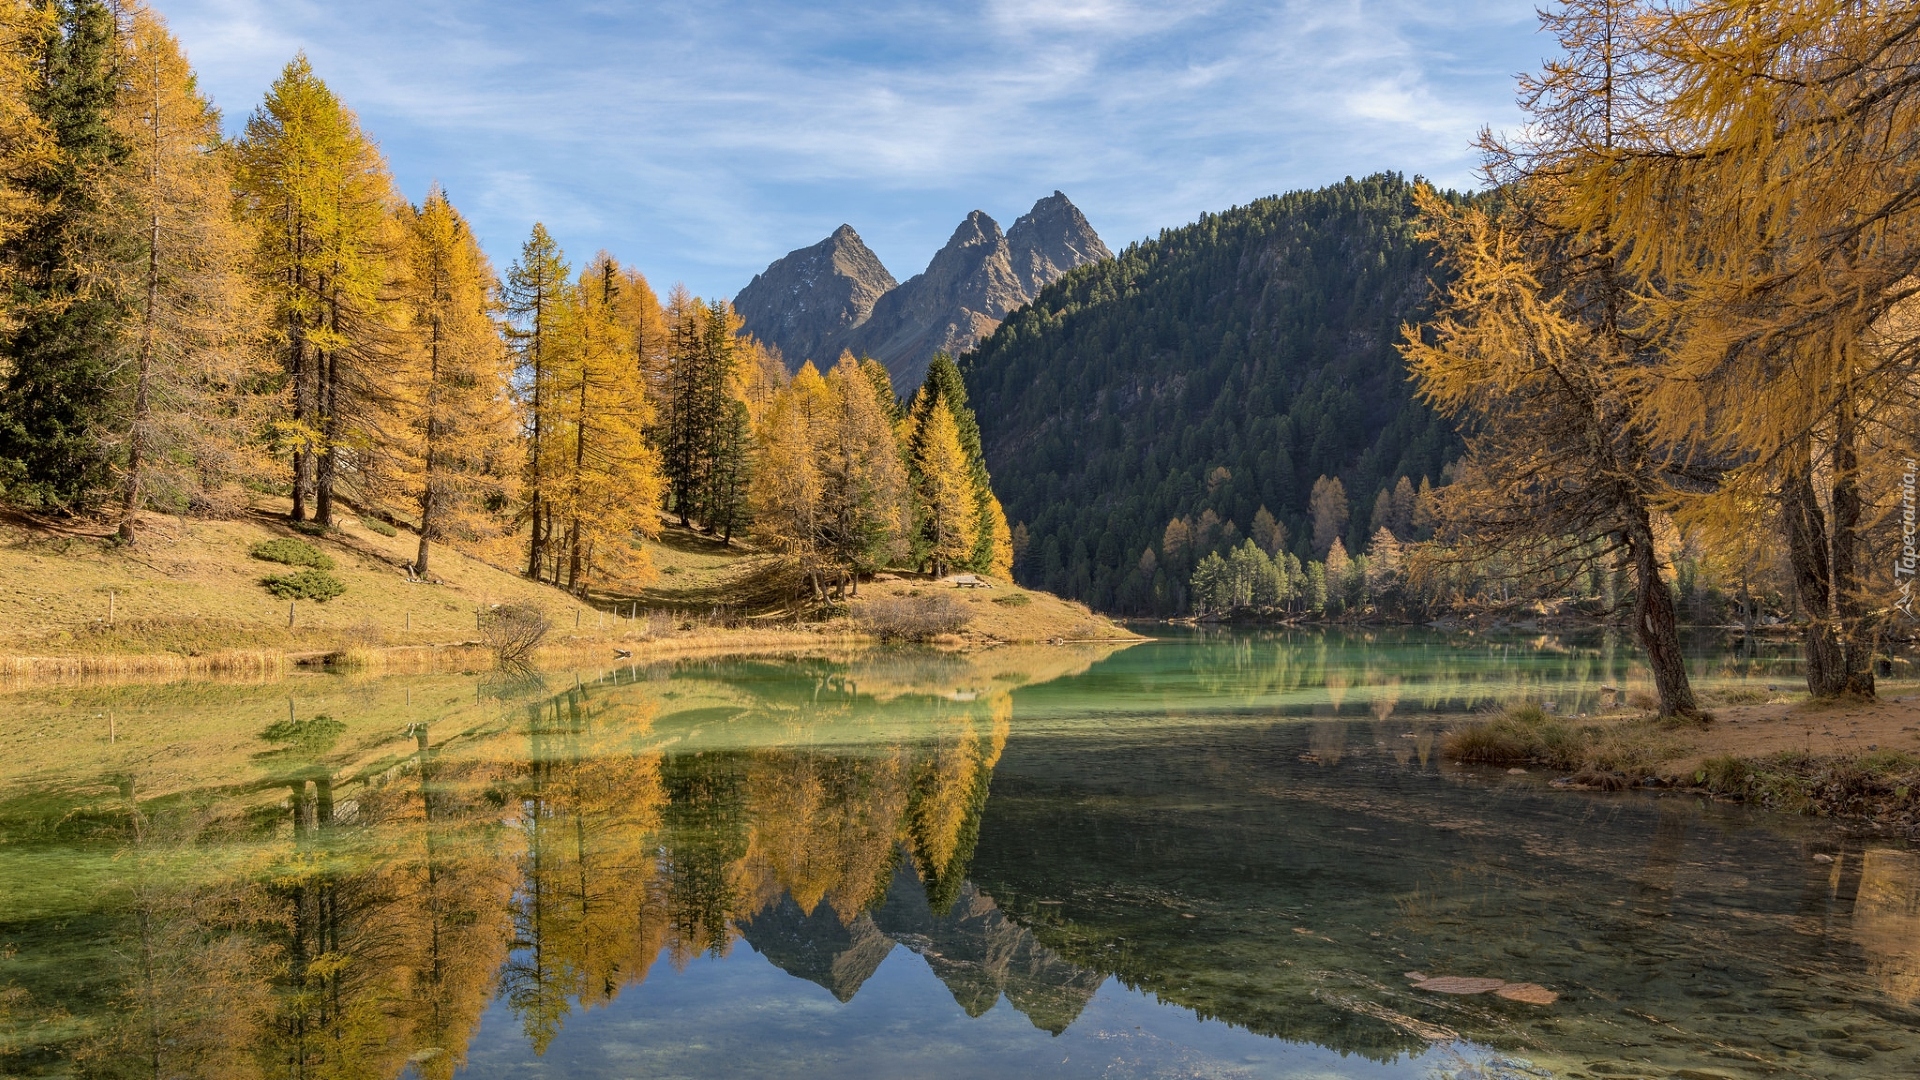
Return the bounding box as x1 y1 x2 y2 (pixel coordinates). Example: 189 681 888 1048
992 591 1032 607
860 594 968 642
1443 702 1679 775
478 602 550 666
358 516 397 537
262 568 346 602
250 538 334 571
289 520 330 537
1444 703 1582 766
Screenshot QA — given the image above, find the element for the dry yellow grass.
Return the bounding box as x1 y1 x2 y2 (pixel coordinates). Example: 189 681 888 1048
0 503 1132 686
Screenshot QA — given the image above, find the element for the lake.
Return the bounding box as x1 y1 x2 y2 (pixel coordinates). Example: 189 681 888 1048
1 629 1913 1079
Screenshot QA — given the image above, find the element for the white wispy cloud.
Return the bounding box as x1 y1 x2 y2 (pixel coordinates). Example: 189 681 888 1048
156 0 1540 294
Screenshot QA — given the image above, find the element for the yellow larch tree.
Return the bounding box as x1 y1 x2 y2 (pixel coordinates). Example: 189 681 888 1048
108 4 271 542
544 253 662 595
0 0 52 324
1592 0 1920 697
751 360 830 593
235 53 398 526
912 401 977 577
381 186 516 579
817 352 909 592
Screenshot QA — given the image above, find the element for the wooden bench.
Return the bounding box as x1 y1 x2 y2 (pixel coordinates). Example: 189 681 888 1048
946 574 992 589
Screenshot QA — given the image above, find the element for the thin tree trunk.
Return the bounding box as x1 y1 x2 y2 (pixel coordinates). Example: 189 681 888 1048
289 261 310 520
417 303 444 577
526 294 546 578
1782 446 1846 696
1830 396 1876 697
1626 511 1698 718
315 282 340 527
120 209 159 543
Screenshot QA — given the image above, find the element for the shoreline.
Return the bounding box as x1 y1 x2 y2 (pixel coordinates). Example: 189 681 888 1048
1442 689 1920 835
0 624 1144 688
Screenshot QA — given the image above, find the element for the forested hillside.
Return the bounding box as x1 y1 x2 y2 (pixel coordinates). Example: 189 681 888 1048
963 175 1464 615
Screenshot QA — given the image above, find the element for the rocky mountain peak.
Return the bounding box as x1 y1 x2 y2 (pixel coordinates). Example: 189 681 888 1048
732 225 896 368
734 193 1109 391
1007 192 1113 297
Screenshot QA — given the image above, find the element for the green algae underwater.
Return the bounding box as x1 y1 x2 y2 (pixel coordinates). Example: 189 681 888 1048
0 630 1913 1079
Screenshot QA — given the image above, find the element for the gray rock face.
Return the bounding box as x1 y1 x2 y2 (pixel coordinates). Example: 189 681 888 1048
734 194 1110 395
736 859 1103 1033
732 224 897 369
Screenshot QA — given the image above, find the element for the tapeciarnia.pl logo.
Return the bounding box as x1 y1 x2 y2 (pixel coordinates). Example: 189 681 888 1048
1900 458 1918 618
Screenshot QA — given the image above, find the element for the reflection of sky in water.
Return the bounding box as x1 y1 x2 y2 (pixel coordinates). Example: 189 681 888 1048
7 632 1918 1080
455 944 1472 1079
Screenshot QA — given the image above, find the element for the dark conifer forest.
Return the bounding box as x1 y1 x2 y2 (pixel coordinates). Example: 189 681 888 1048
964 174 1464 615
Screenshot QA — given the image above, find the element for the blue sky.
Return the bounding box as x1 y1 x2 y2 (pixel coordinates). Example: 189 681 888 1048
158 0 1546 298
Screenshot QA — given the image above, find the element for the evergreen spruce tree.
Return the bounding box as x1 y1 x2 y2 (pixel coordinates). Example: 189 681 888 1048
0 0 130 509
693 299 744 530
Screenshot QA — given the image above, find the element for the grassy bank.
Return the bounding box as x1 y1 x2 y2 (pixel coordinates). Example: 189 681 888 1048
1442 688 1920 830
0 504 1132 685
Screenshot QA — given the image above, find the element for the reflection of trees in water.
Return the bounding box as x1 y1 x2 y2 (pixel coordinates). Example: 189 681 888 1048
1171 628 1801 715
10 671 1016 1076
1855 849 1920 1006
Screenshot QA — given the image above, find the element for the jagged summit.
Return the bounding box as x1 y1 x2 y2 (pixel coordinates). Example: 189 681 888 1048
732 224 897 369
734 193 1109 393
1008 192 1112 298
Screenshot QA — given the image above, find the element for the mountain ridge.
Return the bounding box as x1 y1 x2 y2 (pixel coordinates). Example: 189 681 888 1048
735 193 1110 393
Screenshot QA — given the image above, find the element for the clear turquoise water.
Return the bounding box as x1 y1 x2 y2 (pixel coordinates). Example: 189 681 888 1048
0 630 1911 1079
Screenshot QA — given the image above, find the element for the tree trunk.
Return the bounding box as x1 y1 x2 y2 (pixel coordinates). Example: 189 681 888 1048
118 204 159 543
526 305 546 578
1626 513 1699 718
289 231 311 522
414 494 433 579
1782 448 1846 696
1830 398 1876 697
316 344 336 526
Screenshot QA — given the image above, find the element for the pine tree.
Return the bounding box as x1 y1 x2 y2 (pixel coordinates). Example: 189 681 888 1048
110 4 269 542
384 187 515 579
501 223 570 579
235 53 396 527
0 0 130 509
693 299 746 530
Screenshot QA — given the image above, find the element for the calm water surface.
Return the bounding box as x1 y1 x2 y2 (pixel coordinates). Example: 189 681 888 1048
1 630 1914 1079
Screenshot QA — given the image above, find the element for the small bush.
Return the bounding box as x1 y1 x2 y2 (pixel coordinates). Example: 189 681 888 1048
289 520 330 537
860 594 969 642
250 538 333 571
263 568 346 602
359 516 397 537
479 602 550 666
1695 755 1751 796
992 591 1032 607
1444 703 1569 765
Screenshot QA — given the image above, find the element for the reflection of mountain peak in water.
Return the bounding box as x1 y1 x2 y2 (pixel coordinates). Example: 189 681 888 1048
738 860 1102 1033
